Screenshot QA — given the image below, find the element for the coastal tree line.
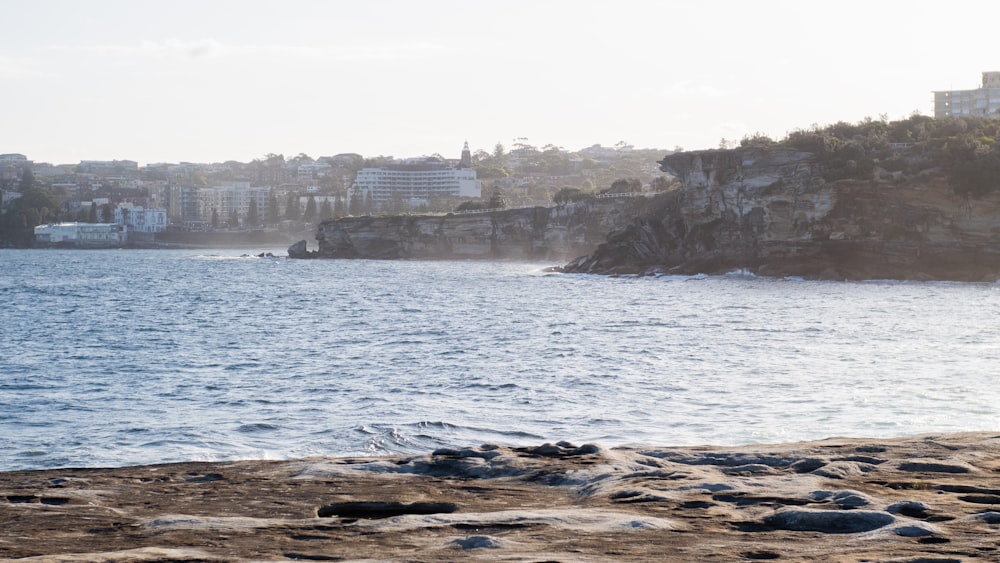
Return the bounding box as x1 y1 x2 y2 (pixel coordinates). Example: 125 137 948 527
731 114 1000 196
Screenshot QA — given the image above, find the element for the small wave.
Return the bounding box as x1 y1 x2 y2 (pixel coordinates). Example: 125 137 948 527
237 423 280 433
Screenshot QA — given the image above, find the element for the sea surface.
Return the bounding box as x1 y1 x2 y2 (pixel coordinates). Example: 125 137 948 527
2 248 999 471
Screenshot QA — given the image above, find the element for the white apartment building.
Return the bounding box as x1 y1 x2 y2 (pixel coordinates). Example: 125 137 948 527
349 143 481 210
114 203 169 233
199 182 271 226
934 71 1000 118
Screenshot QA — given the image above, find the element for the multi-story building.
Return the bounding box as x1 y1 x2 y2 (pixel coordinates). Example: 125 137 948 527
198 182 271 227
349 143 481 210
934 71 1000 118
163 185 202 226
114 203 168 233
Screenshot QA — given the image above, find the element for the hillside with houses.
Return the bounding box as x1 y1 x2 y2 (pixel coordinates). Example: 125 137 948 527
0 141 674 247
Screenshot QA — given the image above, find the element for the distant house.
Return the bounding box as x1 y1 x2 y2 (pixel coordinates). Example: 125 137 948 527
34 223 127 247
934 71 1000 118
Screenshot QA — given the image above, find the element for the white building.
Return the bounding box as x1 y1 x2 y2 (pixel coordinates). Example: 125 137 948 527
934 71 1000 118
349 143 480 210
199 182 271 226
114 204 168 233
34 223 127 247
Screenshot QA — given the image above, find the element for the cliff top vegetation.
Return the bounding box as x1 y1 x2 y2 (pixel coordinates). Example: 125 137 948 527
726 114 1000 196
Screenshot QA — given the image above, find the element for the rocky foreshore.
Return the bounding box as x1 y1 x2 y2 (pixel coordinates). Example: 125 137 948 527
2 432 999 561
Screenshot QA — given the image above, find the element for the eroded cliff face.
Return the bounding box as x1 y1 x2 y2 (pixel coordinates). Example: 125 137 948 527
305 198 645 262
563 148 1000 281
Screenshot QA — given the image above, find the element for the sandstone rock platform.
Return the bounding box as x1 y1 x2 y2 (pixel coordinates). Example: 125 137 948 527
2 432 999 561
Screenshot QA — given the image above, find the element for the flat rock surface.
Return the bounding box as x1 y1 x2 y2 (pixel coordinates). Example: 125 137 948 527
2 433 1000 561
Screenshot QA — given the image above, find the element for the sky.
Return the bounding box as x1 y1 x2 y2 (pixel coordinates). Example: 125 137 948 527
3 0 1000 165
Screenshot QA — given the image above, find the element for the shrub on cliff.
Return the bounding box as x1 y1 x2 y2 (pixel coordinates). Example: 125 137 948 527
553 187 592 206
951 152 1000 196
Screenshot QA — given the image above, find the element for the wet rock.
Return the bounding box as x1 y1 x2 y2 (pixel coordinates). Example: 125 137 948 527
452 535 503 550
971 511 1000 524
517 442 602 458
893 523 941 537
789 458 826 473
764 508 895 533
831 491 873 508
888 501 932 519
897 461 973 474
431 447 502 460
957 494 1000 505
317 501 458 519
287 240 310 259
811 490 872 508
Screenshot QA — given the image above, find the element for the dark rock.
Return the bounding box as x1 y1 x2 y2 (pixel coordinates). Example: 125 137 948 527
898 462 972 474
431 447 501 460
317 501 458 519
287 240 317 259
893 523 941 537
185 473 225 483
972 511 1000 524
517 442 603 458
958 494 1000 505
888 501 932 518
764 508 895 533
789 458 826 473
830 491 872 508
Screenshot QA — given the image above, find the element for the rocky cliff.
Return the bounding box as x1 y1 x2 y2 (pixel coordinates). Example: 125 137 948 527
563 148 1000 281
291 198 647 261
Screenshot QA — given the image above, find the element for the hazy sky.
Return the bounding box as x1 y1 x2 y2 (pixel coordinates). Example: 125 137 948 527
4 0 999 165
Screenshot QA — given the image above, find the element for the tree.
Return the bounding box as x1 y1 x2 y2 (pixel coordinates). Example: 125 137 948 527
303 195 317 222
553 187 588 206
88 202 98 223
319 199 333 221
488 188 508 209
246 196 259 227
332 193 343 218
18 168 36 192
285 193 301 221
455 200 486 212
740 133 776 148
229 209 239 228
99 203 113 223
211 208 219 229
348 190 363 216
267 193 280 224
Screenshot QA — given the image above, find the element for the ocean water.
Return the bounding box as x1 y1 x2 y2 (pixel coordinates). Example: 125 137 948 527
1 248 999 471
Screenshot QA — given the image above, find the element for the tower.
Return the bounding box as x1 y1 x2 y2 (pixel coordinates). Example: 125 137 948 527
459 141 472 169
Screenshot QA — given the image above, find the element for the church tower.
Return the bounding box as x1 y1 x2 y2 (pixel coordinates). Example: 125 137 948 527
458 141 472 169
